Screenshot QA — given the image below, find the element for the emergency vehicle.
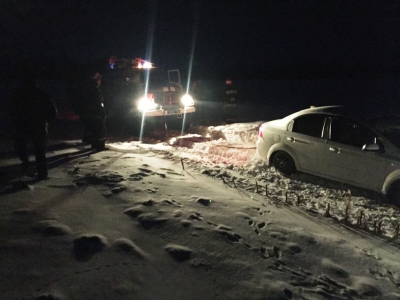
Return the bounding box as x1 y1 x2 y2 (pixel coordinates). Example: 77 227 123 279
104 57 195 132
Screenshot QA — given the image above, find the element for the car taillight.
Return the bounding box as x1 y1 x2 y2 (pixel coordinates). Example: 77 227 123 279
258 124 263 138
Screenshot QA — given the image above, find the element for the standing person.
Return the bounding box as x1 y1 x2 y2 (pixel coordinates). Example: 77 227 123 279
80 71 107 151
9 76 57 180
68 78 91 145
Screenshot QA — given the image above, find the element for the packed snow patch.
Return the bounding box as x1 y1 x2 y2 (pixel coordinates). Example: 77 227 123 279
2 121 400 299
107 122 400 241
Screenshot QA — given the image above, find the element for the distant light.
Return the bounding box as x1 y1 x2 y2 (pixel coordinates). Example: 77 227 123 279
143 62 153 68
136 59 154 69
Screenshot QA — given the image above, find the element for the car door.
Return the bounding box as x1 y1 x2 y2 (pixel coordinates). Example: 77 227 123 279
324 116 388 191
286 114 328 174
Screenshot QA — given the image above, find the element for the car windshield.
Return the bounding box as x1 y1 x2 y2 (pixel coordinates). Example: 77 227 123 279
368 116 400 148
120 68 170 88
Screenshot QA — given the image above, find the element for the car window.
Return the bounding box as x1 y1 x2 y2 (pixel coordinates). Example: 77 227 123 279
291 114 326 138
369 117 400 148
330 117 376 148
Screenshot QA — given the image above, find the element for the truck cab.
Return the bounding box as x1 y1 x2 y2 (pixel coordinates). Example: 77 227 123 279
140 69 195 117
103 58 196 135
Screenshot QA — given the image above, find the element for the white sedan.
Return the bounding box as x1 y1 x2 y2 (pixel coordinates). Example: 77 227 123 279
256 106 400 204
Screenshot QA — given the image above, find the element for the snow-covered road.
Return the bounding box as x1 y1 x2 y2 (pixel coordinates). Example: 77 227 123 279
109 122 400 242
1 121 399 299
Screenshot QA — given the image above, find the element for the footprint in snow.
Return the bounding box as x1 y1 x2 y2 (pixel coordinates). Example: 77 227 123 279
160 167 173 171
216 224 233 231
188 212 203 221
214 228 242 243
257 221 267 229
173 209 183 217
286 242 302 254
33 220 72 236
235 212 253 220
251 206 265 216
269 231 288 241
137 213 169 229
261 245 281 259
142 199 156 206
112 238 149 259
124 206 143 218
181 219 192 228
146 188 158 194
243 215 267 236
162 199 182 208
139 168 167 178
164 243 193 262
196 197 212 206
129 172 150 181
206 220 218 227
73 234 108 261
111 185 127 194
138 167 153 173
160 167 182 176
75 172 124 185
320 258 350 279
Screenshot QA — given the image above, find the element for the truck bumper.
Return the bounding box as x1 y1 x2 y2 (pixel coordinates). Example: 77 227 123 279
142 106 196 117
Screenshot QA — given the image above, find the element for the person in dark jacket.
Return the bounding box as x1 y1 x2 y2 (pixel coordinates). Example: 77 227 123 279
79 72 106 151
9 77 57 180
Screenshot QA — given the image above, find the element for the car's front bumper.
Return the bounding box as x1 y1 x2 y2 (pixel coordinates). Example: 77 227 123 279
142 106 196 117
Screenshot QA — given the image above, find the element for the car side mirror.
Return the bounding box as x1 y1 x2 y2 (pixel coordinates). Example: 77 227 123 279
362 143 382 152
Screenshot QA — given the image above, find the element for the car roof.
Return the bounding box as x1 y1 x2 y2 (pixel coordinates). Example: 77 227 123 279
284 105 386 122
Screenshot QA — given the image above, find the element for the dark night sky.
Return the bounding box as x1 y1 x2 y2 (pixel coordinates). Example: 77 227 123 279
1 0 400 79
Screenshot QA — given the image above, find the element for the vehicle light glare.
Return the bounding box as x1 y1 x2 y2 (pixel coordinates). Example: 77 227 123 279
138 97 157 111
138 62 154 69
181 94 194 106
143 62 153 68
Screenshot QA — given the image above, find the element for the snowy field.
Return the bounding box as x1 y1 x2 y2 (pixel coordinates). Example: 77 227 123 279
0 121 399 299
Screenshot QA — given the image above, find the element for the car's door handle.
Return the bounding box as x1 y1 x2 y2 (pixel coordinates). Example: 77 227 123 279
329 147 340 153
287 137 295 142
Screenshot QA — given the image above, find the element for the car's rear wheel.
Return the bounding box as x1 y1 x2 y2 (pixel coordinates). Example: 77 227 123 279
387 180 400 205
272 151 296 176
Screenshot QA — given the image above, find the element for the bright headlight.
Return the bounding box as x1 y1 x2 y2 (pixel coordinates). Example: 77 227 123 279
138 97 158 111
181 94 194 106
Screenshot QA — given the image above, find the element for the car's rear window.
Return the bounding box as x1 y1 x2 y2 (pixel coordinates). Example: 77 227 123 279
291 114 326 138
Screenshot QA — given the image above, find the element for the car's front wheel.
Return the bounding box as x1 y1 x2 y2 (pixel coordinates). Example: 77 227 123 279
272 151 296 176
387 180 400 205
